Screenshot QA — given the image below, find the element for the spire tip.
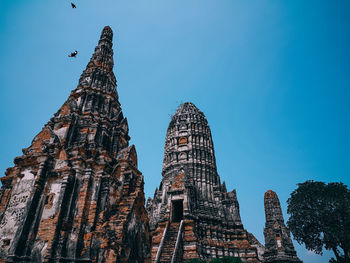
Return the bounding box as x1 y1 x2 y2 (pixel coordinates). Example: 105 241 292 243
100 26 113 42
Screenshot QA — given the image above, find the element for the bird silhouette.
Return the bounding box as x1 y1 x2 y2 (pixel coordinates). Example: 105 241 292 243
68 50 78 58
71 3 76 8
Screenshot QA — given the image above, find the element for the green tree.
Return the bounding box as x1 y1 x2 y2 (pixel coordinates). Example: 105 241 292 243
186 259 206 263
287 181 350 262
186 257 242 263
210 256 242 263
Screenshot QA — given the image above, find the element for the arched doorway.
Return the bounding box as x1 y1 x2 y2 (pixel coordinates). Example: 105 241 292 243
172 200 183 222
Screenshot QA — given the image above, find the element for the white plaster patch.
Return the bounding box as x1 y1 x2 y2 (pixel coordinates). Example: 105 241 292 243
54 127 68 141
0 169 35 244
88 133 95 141
178 145 188 151
54 159 67 170
42 182 62 219
23 169 34 180
277 239 282 248
127 211 137 232
76 96 82 106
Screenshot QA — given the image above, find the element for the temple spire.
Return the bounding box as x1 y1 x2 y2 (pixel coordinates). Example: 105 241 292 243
263 190 302 263
0 25 150 262
100 25 113 43
91 26 114 71
264 190 284 223
147 101 263 262
78 25 116 93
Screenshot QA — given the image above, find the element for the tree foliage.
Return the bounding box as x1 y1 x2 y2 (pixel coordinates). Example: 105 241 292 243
186 257 242 263
287 181 350 262
186 259 206 263
209 256 242 263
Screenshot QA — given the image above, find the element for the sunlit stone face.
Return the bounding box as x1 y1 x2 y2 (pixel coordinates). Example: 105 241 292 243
161 102 220 201
147 102 264 261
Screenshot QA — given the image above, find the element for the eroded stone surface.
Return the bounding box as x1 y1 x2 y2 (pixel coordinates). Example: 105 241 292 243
263 190 301 263
147 103 263 262
0 26 150 263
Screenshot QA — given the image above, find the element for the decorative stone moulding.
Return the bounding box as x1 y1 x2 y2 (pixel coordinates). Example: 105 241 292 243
0 26 151 263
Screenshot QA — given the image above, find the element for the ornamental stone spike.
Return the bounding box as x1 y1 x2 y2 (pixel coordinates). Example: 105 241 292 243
92 25 114 71
78 25 117 94
263 190 302 263
264 190 284 223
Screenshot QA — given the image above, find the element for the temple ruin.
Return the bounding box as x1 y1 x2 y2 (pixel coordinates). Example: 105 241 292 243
146 102 265 262
0 25 302 263
263 190 301 263
0 26 150 263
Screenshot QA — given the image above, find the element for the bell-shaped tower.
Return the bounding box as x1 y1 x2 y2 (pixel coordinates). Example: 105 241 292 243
147 102 263 262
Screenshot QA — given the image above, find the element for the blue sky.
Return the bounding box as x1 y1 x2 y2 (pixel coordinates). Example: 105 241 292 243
0 0 349 262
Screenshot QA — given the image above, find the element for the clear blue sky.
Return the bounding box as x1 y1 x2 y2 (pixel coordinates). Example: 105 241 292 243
0 0 349 262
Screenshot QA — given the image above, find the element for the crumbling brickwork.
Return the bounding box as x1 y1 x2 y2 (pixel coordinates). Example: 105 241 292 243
147 103 264 262
0 26 151 263
263 190 301 263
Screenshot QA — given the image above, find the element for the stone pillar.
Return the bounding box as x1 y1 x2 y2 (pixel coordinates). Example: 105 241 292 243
263 190 302 263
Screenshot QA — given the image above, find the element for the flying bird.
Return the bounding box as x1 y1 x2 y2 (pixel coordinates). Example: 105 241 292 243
68 50 78 58
71 3 76 8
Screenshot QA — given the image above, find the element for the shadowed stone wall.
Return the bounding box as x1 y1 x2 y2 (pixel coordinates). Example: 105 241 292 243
0 26 151 263
147 103 263 262
263 190 301 263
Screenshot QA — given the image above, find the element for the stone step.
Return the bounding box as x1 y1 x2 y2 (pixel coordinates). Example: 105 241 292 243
158 222 181 262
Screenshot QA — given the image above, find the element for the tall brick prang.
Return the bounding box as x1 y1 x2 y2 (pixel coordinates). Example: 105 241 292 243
263 190 301 263
147 102 264 262
0 26 151 263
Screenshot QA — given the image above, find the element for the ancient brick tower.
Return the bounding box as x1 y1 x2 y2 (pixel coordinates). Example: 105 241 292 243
147 102 264 262
0 26 151 263
263 190 301 263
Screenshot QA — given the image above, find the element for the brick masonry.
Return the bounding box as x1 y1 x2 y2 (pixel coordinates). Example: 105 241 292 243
147 103 265 262
0 26 151 263
263 190 301 263
0 26 302 263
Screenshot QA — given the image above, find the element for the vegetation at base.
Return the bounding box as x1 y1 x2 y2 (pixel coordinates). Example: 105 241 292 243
287 180 350 263
186 260 206 263
186 256 242 263
210 257 243 263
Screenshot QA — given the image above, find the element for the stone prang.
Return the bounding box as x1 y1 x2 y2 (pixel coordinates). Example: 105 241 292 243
147 102 264 262
0 26 151 263
263 190 301 263
0 25 303 263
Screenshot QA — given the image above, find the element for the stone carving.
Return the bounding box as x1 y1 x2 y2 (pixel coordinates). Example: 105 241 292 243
263 190 301 263
0 24 303 263
0 26 150 263
147 102 264 262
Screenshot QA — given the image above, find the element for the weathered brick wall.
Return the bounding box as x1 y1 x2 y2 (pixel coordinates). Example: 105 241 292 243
0 26 151 263
263 190 301 263
147 103 262 262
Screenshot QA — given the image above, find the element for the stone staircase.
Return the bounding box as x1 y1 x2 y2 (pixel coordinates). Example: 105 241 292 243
158 222 180 262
